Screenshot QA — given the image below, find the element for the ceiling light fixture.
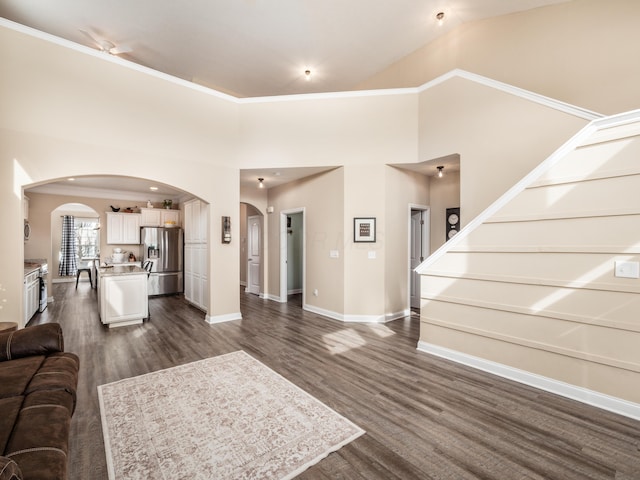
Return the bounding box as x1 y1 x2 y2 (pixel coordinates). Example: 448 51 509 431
258 177 265 188
149 186 158 191
436 11 445 26
304 69 312 81
67 177 75 181
437 166 444 178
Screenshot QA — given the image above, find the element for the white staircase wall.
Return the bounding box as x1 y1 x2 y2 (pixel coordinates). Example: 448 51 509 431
417 113 640 419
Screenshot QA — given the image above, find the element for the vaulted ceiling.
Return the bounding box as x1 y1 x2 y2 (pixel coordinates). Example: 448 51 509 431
0 0 569 98
5 0 569 197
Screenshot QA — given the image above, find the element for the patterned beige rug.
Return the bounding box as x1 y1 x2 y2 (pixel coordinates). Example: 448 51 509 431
98 351 365 479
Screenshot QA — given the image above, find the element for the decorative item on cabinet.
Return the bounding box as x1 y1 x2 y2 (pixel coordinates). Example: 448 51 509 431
222 216 231 243
163 199 173 209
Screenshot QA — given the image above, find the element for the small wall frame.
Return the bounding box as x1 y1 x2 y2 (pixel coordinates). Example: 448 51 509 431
222 216 231 243
354 217 376 243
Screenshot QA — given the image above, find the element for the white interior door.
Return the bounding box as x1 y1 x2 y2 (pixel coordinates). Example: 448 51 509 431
246 215 261 295
410 208 428 309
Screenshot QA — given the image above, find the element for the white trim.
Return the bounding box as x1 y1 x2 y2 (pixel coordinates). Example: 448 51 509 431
205 312 242 324
408 204 430 312
240 280 247 287
288 288 302 295
280 208 305 305
417 341 640 421
304 304 410 324
266 293 285 303
258 292 269 300
416 110 640 276
2 18 608 119
303 304 344 322
418 69 602 121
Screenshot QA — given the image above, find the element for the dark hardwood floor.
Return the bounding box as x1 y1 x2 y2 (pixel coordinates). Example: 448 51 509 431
30 282 640 479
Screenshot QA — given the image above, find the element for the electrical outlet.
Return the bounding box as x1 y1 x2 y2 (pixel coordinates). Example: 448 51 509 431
615 261 640 279
313 289 318 296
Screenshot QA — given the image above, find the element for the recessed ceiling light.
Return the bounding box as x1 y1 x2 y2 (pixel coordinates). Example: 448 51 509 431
436 11 445 26
149 186 158 191
304 69 312 81
67 177 75 181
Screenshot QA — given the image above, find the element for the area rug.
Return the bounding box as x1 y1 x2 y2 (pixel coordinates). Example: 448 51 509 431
98 351 365 479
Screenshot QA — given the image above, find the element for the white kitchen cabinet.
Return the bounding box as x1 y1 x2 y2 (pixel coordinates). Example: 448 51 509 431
140 208 161 227
23 270 39 323
140 208 181 227
106 212 141 244
98 266 148 327
184 243 208 310
184 200 207 243
184 199 208 311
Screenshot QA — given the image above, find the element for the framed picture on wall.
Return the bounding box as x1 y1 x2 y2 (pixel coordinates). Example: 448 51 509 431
354 217 376 243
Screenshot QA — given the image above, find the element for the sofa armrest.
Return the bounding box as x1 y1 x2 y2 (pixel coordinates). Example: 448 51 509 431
0 323 64 362
0 456 23 480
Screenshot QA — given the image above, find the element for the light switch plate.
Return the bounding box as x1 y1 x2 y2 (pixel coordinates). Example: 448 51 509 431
368 251 376 259
615 260 640 279
330 250 339 258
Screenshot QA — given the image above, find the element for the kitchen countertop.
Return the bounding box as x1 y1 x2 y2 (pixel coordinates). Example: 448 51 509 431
24 263 41 276
98 265 147 277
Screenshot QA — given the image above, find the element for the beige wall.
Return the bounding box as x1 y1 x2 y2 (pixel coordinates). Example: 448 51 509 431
384 167 430 317
0 18 600 328
419 121 640 406
358 0 640 116
429 170 460 253
267 169 345 313
1 22 242 324
418 77 589 225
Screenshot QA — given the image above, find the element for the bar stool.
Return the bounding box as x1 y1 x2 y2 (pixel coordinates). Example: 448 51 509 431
76 264 92 289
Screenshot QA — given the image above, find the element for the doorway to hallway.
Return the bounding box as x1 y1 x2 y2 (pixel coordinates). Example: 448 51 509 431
280 208 305 304
410 206 429 311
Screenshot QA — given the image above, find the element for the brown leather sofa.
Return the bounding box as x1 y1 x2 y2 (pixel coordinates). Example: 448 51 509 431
0 323 79 480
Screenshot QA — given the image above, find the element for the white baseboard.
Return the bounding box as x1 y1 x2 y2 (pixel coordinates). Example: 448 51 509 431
417 341 640 421
239 281 247 287
265 294 285 303
205 312 242 324
303 304 410 324
287 288 302 295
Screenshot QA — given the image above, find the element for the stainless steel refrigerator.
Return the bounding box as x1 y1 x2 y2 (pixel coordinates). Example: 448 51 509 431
140 227 184 296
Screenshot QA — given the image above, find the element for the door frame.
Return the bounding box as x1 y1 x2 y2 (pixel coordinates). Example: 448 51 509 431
280 207 305 303
408 204 430 312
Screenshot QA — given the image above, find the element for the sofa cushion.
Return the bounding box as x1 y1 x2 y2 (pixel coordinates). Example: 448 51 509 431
25 353 79 414
0 324 63 362
0 397 23 454
5 404 71 480
0 457 23 480
0 356 44 399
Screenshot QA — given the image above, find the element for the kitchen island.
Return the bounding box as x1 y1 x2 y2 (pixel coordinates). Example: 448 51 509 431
97 265 148 328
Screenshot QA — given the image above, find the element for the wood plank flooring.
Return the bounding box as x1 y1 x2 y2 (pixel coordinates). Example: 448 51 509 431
29 282 640 479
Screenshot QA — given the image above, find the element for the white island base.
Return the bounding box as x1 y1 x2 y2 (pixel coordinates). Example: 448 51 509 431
98 265 148 328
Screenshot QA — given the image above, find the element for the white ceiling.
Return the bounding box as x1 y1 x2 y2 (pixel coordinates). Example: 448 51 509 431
0 0 568 98
6 0 568 198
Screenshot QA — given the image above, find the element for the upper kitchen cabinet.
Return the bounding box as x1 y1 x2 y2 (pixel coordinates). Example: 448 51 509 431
106 212 141 244
184 200 207 243
140 208 181 227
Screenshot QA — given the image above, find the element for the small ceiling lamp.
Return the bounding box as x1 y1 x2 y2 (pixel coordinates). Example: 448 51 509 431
436 11 445 26
304 69 312 81
258 177 265 188
437 166 444 178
